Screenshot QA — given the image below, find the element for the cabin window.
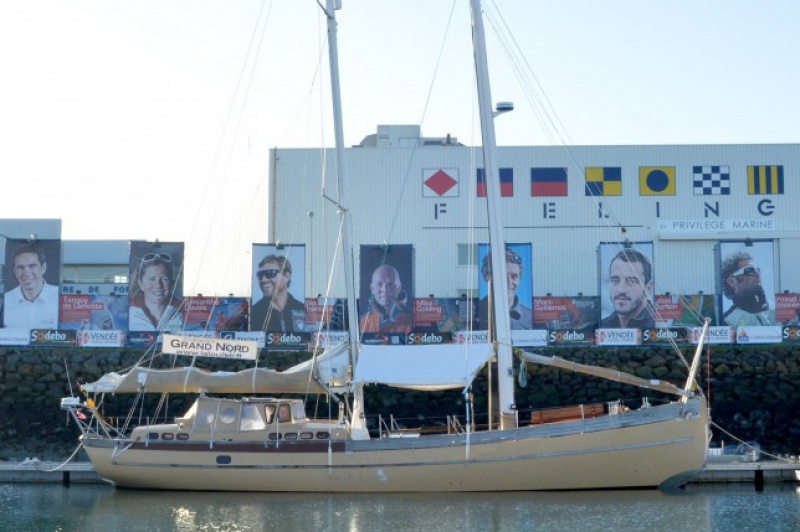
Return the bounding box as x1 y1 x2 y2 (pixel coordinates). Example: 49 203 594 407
161 433 175 441
300 432 314 440
268 433 282 441
292 402 307 420
264 404 276 425
284 432 298 440
277 404 292 423
316 431 330 440
177 433 189 441
240 404 267 432
216 455 232 465
148 432 159 440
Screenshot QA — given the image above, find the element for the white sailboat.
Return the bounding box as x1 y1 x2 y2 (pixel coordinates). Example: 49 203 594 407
60 0 710 491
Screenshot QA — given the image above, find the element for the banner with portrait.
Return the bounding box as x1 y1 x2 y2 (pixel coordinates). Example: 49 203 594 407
718 240 776 327
184 297 249 332
250 244 306 334
598 242 655 330
2 238 61 331
477 243 533 331
128 241 185 333
359 244 414 342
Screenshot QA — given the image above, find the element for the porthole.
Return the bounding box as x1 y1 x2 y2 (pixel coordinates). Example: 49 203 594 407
216 455 232 465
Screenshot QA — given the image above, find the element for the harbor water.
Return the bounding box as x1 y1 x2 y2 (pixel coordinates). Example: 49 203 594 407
0 484 798 531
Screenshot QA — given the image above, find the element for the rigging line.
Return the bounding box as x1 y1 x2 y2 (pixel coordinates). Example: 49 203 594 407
382 0 458 244
189 0 277 297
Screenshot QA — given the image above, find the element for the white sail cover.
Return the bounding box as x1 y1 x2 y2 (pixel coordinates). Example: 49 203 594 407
353 344 494 390
80 344 350 394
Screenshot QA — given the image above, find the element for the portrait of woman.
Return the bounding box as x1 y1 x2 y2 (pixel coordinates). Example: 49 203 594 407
128 252 185 332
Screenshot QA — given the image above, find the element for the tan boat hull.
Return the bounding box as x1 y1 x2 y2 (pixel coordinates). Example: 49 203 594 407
82 399 708 492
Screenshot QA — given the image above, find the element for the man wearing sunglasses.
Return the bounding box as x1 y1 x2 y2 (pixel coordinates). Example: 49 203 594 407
251 254 306 333
721 251 775 326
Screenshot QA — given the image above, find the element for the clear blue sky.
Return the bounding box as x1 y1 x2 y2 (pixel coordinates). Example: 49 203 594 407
1 1 797 294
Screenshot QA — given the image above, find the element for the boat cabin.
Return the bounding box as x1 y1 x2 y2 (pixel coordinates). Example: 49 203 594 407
130 397 346 443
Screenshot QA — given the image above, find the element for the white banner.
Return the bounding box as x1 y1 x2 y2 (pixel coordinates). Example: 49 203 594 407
690 326 735 345
310 331 350 349
735 326 782 344
595 328 640 346
0 329 30 346
511 329 548 347
453 330 490 345
78 330 125 347
219 331 266 348
162 334 258 360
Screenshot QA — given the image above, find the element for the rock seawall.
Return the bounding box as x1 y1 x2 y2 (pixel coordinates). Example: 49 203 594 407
1 345 798 460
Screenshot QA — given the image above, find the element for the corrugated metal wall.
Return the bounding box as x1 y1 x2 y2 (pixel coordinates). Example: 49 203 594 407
271 143 800 301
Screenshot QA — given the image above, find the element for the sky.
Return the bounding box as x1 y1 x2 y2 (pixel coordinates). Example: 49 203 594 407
1 1 798 295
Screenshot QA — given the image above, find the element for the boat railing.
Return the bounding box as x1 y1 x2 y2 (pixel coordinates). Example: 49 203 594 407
446 415 465 436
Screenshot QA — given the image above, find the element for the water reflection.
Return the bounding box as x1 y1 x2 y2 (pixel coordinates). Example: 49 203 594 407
1 484 799 531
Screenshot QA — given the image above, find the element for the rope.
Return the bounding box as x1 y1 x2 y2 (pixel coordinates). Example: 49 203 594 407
39 443 85 473
710 420 796 463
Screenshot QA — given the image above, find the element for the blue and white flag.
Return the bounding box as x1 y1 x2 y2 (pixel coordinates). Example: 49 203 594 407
693 165 730 196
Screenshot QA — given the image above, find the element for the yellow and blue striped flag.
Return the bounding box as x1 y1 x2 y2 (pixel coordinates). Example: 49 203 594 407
748 165 784 195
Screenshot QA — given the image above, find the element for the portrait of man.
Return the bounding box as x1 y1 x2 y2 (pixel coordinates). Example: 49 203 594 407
250 246 306 333
599 246 655 329
720 243 775 326
478 245 533 330
359 244 413 335
3 241 61 330
359 264 412 334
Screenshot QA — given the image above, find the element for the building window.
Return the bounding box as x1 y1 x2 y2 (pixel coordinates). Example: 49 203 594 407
457 244 479 266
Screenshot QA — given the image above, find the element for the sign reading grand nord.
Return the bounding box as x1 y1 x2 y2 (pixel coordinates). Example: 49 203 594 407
2 238 61 331
163 333 258 360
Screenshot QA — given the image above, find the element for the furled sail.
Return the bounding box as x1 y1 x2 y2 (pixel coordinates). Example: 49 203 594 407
518 350 691 398
80 343 350 394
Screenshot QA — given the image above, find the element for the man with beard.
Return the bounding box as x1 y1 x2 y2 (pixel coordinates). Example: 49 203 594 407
359 264 412 334
251 254 306 332
600 249 655 329
721 251 775 326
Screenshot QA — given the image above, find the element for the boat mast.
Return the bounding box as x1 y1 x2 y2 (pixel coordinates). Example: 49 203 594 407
322 0 368 435
469 0 516 430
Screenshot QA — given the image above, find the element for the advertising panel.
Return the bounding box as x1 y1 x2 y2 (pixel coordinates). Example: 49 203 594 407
250 244 306 333
735 326 782 345
29 329 76 346
60 293 128 332
599 242 655 330
654 294 718 327
547 329 594 347
184 297 249 332
775 293 800 325
305 297 347 332
78 330 125 348
594 328 640 347
413 297 478 334
359 244 413 344
718 240 776 327
478 243 533 330
2 238 61 331
128 241 185 333
533 296 600 331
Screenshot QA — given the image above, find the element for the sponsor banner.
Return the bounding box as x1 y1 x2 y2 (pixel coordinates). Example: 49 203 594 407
126 331 161 348
163 334 259 360
59 294 128 332
655 294 718 327
512 329 547 347
309 331 350 349
183 297 249 332
595 328 640 347
406 332 451 345
78 330 126 348
783 326 800 343
690 326 734 345
735 326 782 345
61 284 129 296
0 329 30 346
533 296 600 330
305 298 348 332
219 331 266 348
547 328 594 346
264 332 308 349
414 298 444 328
640 327 689 345
29 329 77 346
179 330 217 338
775 293 800 324
361 333 406 346
453 330 490 345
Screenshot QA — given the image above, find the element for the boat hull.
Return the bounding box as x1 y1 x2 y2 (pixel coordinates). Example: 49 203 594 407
81 398 708 492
